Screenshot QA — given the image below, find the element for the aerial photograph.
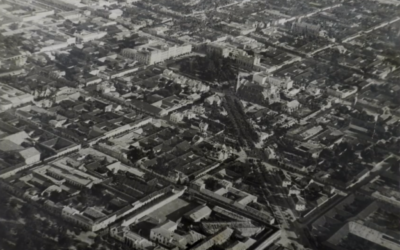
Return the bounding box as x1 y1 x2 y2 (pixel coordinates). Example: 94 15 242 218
0 0 400 250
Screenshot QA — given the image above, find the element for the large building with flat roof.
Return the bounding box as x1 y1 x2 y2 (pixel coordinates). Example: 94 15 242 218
122 42 192 65
0 83 34 111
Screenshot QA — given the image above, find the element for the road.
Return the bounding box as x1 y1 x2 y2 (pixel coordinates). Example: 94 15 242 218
342 17 400 43
251 15 400 72
253 164 288 227
256 163 316 248
252 163 316 248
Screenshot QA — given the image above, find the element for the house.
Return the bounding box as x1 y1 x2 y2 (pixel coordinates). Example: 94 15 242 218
170 112 184 123
288 185 301 196
199 122 209 133
292 195 306 211
191 105 205 115
280 172 292 187
285 100 301 113
205 94 222 106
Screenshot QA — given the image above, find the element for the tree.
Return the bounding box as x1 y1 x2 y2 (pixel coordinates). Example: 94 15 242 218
127 147 144 163
45 225 58 238
58 235 73 248
8 198 18 209
92 235 103 249
58 226 67 236
78 191 88 204
204 178 220 191
73 226 82 235
361 148 375 163
0 223 7 239
147 150 156 159
166 83 182 95
5 208 18 220
179 61 189 73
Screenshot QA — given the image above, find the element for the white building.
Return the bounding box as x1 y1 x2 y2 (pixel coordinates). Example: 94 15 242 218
207 42 261 70
253 72 293 90
292 195 306 211
205 94 222 106
150 221 187 248
285 100 301 113
327 84 358 99
191 105 205 115
19 147 41 165
206 42 234 58
122 42 192 65
184 205 212 223
111 227 160 250
75 32 107 43
288 185 301 196
0 83 34 111
199 122 209 133
170 112 184 123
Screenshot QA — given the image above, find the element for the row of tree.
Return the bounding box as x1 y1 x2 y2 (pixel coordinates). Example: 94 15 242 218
179 54 236 83
222 95 259 147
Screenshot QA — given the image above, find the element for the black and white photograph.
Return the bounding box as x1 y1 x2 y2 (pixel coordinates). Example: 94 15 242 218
0 0 400 250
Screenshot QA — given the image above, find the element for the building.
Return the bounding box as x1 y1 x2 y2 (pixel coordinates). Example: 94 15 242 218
18 147 41 165
292 21 321 37
232 50 261 70
206 42 261 70
326 221 400 250
192 227 234 250
292 195 306 211
327 84 358 99
206 42 234 57
111 227 161 250
285 100 301 113
61 206 117 231
205 94 222 106
121 187 186 227
236 72 296 105
0 83 34 111
170 112 184 123
0 120 43 168
33 160 102 189
150 221 187 248
237 81 280 105
288 185 301 196
252 73 293 90
0 51 30 68
122 42 192 65
184 204 212 223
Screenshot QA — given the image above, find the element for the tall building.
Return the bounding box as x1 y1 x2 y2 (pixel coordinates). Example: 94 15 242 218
237 72 291 105
122 42 192 65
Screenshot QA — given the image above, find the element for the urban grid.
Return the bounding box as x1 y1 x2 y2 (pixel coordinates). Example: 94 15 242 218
0 0 400 250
